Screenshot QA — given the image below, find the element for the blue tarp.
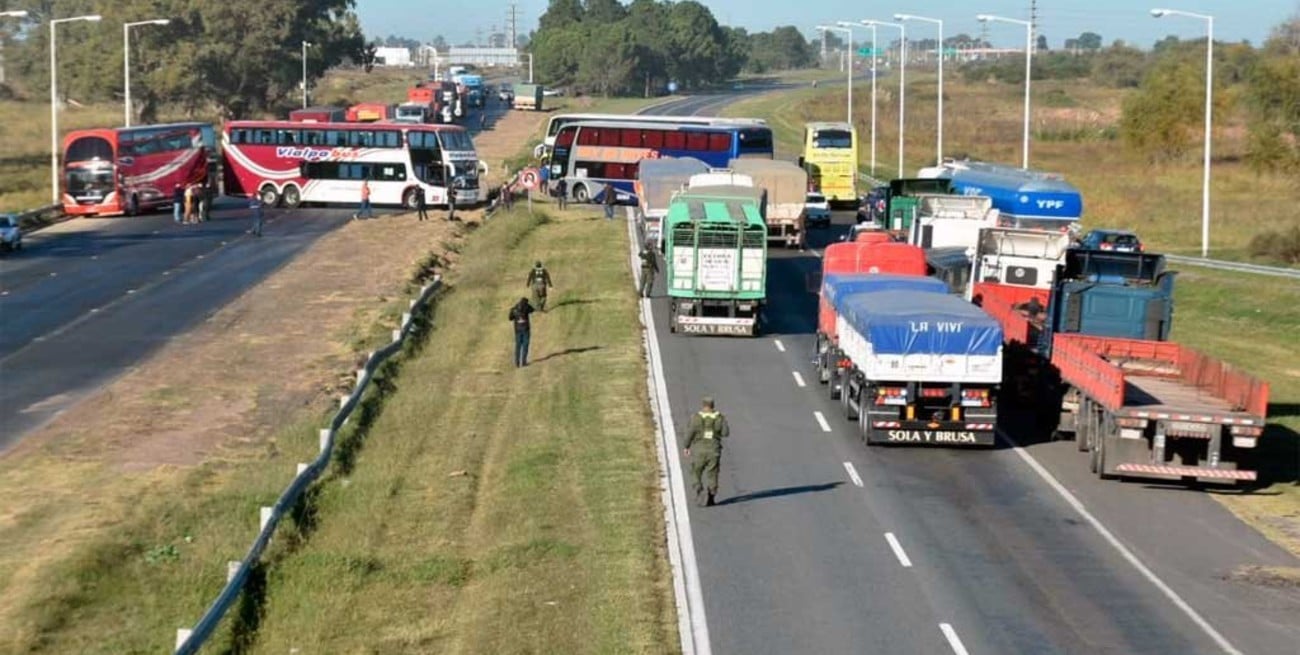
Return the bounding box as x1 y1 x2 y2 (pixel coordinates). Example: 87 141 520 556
823 274 949 316
839 290 1004 357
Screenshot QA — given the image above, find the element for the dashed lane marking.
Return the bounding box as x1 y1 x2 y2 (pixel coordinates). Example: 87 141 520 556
939 624 970 655
843 461 863 487
884 532 913 568
792 371 806 387
814 411 832 433
774 339 786 352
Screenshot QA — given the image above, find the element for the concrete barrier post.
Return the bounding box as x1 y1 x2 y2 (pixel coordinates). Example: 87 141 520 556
392 329 402 342
260 506 273 531
176 628 193 649
320 428 331 452
227 560 240 582
356 369 366 386
401 312 412 328
297 462 309 475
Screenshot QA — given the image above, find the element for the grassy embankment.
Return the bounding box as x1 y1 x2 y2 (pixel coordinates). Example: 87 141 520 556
725 76 1300 555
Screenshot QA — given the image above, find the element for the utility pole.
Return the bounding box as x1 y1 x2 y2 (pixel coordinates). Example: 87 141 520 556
508 3 518 50
1030 0 1039 53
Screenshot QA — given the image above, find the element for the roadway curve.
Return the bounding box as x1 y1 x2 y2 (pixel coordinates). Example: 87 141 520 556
642 93 1300 654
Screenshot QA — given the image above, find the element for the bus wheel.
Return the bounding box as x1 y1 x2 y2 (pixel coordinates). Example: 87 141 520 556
281 185 302 209
572 184 590 203
402 188 421 210
258 185 281 207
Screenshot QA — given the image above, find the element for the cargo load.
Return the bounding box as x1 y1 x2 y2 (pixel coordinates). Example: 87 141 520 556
919 158 1083 232
635 157 710 246
728 159 809 249
512 84 544 111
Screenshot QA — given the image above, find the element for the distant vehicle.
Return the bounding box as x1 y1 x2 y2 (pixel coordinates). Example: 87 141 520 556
732 82 744 90
535 113 768 159
498 85 514 102
0 214 21 251
394 102 432 124
918 158 1083 233
513 84 544 111
345 102 397 123
858 186 888 224
542 87 564 97
289 106 347 123
800 121 858 207
731 159 809 248
635 157 710 248
61 122 217 217
805 191 832 228
222 121 481 209
1077 229 1143 253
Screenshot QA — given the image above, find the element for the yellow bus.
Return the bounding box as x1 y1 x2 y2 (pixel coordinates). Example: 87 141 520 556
800 122 858 207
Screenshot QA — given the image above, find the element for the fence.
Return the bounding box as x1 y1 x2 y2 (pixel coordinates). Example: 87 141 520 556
12 203 64 229
172 277 442 654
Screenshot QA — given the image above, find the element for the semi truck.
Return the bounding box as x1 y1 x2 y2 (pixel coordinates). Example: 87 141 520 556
512 84 544 111
289 106 346 123
634 157 710 248
977 249 1269 483
345 102 396 123
663 184 768 336
728 159 809 249
817 255 1004 446
918 158 1083 234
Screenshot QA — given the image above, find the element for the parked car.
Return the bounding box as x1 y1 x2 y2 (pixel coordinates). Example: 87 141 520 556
805 192 832 228
858 186 888 224
0 214 22 252
498 86 514 102
541 87 565 97
1077 229 1143 253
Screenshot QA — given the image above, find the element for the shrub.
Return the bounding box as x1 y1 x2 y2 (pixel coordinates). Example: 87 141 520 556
1248 225 1300 264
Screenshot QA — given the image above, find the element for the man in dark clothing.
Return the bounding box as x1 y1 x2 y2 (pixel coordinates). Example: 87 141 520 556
508 297 535 367
683 396 730 507
172 184 184 223
602 182 617 220
555 179 568 210
416 186 429 221
448 185 459 221
526 261 553 311
249 197 264 236
638 245 659 298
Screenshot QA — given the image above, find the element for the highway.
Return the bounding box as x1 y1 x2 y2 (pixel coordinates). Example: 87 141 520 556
641 94 1300 654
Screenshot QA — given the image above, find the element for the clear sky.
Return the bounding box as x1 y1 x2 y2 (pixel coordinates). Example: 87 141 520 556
356 1 1295 49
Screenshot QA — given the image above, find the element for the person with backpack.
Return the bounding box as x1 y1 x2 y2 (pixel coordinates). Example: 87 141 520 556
526 261 553 311
508 297 535 367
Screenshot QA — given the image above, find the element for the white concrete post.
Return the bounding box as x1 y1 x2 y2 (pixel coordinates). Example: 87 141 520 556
227 560 240 582
259 506 273 531
176 628 193 649
320 428 332 451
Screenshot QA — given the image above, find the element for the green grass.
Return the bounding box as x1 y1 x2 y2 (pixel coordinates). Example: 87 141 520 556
243 206 674 653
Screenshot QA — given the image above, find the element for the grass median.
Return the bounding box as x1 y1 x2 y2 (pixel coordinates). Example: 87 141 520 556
245 205 675 653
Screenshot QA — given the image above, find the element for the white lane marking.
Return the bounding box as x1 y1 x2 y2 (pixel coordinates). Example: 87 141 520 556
1001 429 1244 655
884 532 914 568
792 371 806 387
843 461 863 487
127 289 136 294
939 623 970 655
814 411 832 433
810 249 823 259
48 272 57 277
627 215 711 655
773 339 786 352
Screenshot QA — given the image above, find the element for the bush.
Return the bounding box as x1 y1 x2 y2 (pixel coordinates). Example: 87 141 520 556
1248 225 1300 264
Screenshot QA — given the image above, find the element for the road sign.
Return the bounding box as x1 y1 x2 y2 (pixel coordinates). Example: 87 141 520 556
520 167 541 190
857 47 878 57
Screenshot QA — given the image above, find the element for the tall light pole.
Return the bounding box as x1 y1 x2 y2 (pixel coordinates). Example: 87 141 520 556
823 24 854 126
1152 8 1214 259
123 19 171 127
526 52 534 84
838 22 877 177
50 14 103 205
896 14 943 165
978 14 1033 169
0 10 28 86
301 41 312 109
864 20 905 177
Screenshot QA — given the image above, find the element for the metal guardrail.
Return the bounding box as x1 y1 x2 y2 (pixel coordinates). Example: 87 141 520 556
1165 254 1300 280
12 203 64 228
173 277 442 654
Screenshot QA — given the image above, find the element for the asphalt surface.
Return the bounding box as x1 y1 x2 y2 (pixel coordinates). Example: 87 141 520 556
642 94 1300 654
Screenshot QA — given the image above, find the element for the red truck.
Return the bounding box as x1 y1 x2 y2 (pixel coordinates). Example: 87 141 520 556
345 102 396 123
977 248 1270 483
289 106 346 123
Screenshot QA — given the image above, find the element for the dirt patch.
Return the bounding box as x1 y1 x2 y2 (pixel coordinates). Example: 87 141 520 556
1224 564 1300 590
475 109 548 188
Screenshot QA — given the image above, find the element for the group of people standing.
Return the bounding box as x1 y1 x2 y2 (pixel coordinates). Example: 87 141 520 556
172 181 211 224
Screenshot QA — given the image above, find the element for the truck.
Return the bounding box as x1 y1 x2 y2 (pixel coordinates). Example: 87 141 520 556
512 84 544 111
394 102 432 124
919 158 1083 234
289 106 346 123
729 159 809 249
818 261 1004 446
977 249 1270 483
876 177 955 236
345 102 396 123
634 157 710 248
454 73 486 108
663 184 768 336
411 82 460 123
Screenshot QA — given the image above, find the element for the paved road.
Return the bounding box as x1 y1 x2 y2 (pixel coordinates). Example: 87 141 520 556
0 204 367 447
642 94 1300 654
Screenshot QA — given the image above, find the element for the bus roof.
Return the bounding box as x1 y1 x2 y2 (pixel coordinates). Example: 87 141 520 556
558 120 767 133
224 120 467 132
552 113 766 125
806 121 854 131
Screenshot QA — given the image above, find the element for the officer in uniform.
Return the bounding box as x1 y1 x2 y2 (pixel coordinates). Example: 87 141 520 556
526 261 553 311
684 396 730 507
638 245 659 298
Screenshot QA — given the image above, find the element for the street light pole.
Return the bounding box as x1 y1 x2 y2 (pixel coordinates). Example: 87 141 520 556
1152 8 1213 258
897 14 943 165
301 41 312 109
838 23 877 176
51 14 103 205
978 14 1033 168
124 19 171 127
527 53 534 84
864 20 905 177
0 10 28 87
823 24 855 126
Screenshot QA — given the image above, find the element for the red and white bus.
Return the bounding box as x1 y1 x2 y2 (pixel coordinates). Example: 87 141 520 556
61 122 216 216
221 121 481 209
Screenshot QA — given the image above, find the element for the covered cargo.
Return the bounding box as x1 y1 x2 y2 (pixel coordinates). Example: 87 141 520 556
513 84 544 111
728 158 809 248
346 102 396 123
921 159 1083 231
837 291 1003 384
819 272 947 342
635 157 710 246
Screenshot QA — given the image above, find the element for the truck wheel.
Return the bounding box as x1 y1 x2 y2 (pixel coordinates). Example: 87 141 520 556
828 368 841 400
572 184 590 203
843 384 859 421
125 194 139 217
1097 421 1118 480
403 188 421 210
281 184 302 209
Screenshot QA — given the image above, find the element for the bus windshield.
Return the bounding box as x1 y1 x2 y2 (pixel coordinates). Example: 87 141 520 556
812 129 854 148
439 130 474 151
66 165 114 196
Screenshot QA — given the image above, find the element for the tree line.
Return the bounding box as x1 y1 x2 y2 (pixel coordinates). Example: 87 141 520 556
0 0 371 120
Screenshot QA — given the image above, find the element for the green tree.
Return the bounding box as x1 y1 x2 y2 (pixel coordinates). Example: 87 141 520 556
1090 44 1146 88
1078 32 1103 50
583 0 626 24
1245 14 1300 172
1119 52 1227 162
539 0 584 31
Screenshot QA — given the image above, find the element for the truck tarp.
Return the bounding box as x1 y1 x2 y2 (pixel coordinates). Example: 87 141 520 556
823 274 949 315
840 291 1003 357
682 183 766 218
727 159 807 220
636 158 710 218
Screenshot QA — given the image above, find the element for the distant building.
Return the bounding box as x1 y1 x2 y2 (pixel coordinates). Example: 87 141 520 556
373 46 413 67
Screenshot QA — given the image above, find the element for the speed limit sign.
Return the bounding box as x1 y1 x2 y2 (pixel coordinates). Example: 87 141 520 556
520 167 541 190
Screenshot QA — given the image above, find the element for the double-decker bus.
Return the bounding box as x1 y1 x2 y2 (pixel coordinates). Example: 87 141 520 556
61 122 216 216
222 121 481 209
548 121 774 203
534 113 768 159
801 121 859 207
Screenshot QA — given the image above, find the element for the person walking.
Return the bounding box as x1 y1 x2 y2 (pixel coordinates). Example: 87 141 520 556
502 182 514 209
447 185 458 221
249 196 264 236
602 182 617 220
683 396 730 507
354 179 373 220
638 245 659 298
555 178 568 211
183 183 196 223
478 112 487 131
416 185 429 221
526 260 553 312
508 297 535 367
198 181 211 222
172 183 184 224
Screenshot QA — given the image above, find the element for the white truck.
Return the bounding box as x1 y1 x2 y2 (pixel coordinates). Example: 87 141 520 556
728 158 809 249
966 227 1072 301
635 157 710 248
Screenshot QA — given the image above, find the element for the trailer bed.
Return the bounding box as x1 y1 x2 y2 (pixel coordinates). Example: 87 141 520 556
1123 375 1243 417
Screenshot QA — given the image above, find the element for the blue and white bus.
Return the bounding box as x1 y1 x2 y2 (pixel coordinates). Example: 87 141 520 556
548 120 774 203
534 113 768 159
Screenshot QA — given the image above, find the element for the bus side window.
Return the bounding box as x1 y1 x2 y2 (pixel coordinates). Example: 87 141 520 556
599 129 621 147
303 130 324 145
620 129 641 147
644 130 663 149
556 129 576 147
577 128 599 146
708 133 730 152
664 132 685 150
686 132 708 152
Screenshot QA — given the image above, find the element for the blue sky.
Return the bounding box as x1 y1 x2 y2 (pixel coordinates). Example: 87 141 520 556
357 1 1295 49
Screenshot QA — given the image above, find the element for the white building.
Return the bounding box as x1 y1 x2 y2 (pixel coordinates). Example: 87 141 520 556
373 46 413 67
